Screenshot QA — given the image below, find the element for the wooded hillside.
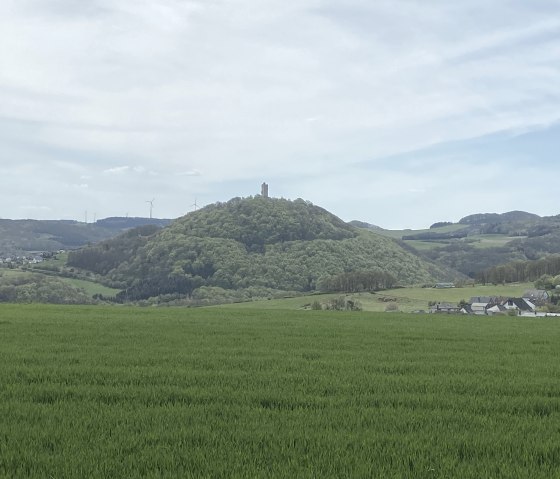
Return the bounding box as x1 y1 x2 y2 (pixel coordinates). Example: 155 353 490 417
68 197 455 303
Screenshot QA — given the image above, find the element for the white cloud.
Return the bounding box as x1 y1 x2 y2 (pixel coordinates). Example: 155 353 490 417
103 166 130 174
0 0 559 222
178 169 202 177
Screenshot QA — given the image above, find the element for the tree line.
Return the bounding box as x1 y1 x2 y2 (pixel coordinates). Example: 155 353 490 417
317 270 397 293
476 254 560 285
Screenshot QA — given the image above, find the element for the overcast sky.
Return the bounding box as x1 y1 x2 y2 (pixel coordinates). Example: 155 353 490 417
1 0 560 228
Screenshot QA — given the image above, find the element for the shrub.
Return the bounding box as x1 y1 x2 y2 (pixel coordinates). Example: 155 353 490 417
311 300 322 310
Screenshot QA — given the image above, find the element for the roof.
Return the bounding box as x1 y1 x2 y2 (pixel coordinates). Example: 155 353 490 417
487 304 507 312
523 289 549 302
505 298 534 311
523 289 548 297
438 302 459 308
470 296 492 304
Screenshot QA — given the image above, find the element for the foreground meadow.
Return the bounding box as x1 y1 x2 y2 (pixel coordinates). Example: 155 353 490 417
1 305 559 478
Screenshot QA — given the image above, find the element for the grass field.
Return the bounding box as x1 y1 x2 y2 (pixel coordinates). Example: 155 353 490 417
377 227 521 252
402 240 450 250
1 305 559 478
468 234 527 249
376 224 469 240
225 283 535 312
60 277 121 297
0 269 121 298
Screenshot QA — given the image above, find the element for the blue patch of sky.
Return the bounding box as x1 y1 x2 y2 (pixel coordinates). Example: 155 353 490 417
447 29 560 65
360 122 560 172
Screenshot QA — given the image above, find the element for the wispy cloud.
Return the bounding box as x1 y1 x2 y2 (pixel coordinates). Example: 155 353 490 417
103 166 130 174
1 0 559 223
178 169 202 177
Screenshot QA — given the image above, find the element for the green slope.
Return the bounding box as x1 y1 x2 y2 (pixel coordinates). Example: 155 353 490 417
365 211 560 276
0 217 171 256
68 197 457 303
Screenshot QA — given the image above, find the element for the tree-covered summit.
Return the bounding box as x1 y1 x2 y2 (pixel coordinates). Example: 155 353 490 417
169 196 357 250
68 196 456 304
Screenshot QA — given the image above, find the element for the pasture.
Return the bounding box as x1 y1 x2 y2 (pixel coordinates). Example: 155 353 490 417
1 269 121 298
226 282 534 312
376 225 522 252
1 305 559 478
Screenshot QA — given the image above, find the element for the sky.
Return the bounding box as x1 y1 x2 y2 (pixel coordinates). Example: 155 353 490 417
1 0 560 229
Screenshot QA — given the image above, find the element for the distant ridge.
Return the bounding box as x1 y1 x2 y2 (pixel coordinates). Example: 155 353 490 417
348 220 384 231
0 217 172 255
459 211 540 225
95 217 173 229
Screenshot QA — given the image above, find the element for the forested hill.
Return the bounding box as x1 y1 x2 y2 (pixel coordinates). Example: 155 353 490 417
367 210 560 276
0 217 171 256
68 197 456 304
168 197 357 249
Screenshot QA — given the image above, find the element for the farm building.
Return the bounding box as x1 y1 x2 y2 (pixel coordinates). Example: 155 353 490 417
522 289 549 305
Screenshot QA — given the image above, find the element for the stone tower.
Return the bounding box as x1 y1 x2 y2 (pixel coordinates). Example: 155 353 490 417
261 182 269 198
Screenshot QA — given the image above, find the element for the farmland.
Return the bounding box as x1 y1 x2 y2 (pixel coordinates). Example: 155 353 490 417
224 282 535 312
1 305 559 478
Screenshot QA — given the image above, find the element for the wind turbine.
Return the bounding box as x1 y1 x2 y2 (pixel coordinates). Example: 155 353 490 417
146 198 155 219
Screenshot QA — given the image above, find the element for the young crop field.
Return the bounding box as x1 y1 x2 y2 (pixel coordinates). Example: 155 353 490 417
1 305 559 478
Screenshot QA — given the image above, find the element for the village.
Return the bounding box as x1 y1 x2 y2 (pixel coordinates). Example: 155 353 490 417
0 251 61 267
429 288 560 316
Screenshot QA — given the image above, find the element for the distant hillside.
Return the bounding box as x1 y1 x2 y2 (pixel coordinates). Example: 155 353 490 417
68 197 456 304
348 220 384 231
95 217 172 230
459 211 540 225
373 211 560 277
0 217 172 256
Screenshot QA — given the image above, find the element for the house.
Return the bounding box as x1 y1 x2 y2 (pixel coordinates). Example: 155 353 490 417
486 304 508 315
471 302 490 315
469 296 493 304
502 298 536 314
430 302 461 314
460 304 474 314
522 289 549 305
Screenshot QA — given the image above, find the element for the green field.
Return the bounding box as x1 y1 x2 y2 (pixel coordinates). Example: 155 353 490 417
225 283 535 312
376 225 525 253
468 234 527 249
376 224 469 240
59 277 121 297
402 240 450 250
1 269 121 298
1 305 559 478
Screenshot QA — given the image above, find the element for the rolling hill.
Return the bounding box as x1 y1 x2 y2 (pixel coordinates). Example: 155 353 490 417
0 217 172 256
361 211 560 277
67 197 458 304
